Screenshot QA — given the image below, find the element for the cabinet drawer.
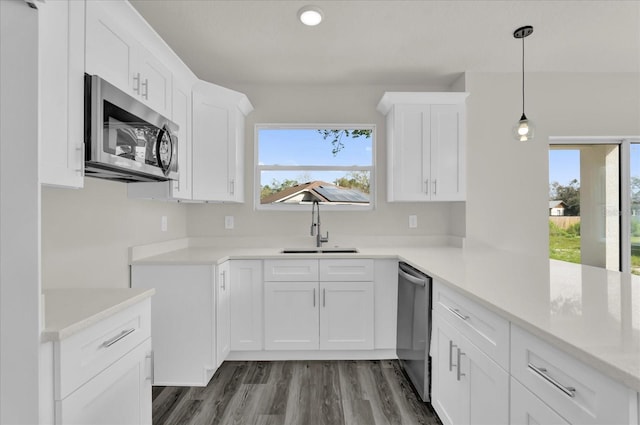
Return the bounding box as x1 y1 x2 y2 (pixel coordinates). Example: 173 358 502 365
510 377 569 425
511 325 637 425
264 259 318 281
55 298 151 400
319 259 374 281
433 281 509 369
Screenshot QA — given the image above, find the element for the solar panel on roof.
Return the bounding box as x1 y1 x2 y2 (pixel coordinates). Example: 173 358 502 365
315 185 369 203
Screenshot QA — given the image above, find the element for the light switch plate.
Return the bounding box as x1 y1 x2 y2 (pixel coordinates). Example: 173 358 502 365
225 216 234 229
409 215 418 228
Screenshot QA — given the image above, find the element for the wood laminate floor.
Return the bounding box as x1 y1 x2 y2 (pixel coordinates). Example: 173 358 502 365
152 360 442 425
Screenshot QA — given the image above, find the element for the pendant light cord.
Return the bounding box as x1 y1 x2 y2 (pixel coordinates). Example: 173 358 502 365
521 36 525 116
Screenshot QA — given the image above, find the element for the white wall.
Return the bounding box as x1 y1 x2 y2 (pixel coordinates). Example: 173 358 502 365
464 72 640 256
0 1 40 422
186 83 466 245
41 178 188 288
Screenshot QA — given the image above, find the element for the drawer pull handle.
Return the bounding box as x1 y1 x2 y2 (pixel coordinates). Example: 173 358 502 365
446 305 470 321
456 348 466 381
528 363 576 398
102 328 135 348
449 340 457 371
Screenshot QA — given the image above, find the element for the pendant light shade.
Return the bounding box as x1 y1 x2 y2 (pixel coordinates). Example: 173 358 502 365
513 25 534 142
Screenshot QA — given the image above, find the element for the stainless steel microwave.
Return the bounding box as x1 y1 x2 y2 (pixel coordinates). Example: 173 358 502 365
84 74 178 182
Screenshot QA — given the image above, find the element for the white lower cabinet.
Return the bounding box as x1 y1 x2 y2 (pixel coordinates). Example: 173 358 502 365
57 340 152 425
263 259 375 351
50 299 152 425
229 260 264 351
131 265 216 386
216 262 231 367
264 281 320 350
431 312 509 425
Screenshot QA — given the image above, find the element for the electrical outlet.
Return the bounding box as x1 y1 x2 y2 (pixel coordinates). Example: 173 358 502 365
161 215 168 232
225 216 234 229
409 215 418 228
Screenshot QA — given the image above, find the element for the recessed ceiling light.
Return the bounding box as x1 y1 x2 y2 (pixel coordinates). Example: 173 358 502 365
298 6 323 26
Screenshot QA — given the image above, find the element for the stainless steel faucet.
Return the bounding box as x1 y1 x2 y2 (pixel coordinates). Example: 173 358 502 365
310 199 329 248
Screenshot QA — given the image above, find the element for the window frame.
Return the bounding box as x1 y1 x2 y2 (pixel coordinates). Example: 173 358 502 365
254 123 376 211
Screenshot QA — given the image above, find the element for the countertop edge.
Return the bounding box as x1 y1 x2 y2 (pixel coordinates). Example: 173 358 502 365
41 288 156 342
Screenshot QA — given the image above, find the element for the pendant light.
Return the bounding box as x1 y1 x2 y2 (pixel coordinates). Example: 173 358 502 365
513 25 534 141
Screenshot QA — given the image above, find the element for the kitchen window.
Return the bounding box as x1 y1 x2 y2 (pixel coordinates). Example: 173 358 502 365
255 125 375 210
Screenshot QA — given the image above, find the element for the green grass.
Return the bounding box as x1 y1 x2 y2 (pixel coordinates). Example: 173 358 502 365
549 233 581 263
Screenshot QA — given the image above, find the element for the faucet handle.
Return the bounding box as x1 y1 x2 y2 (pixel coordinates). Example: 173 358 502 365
320 231 329 244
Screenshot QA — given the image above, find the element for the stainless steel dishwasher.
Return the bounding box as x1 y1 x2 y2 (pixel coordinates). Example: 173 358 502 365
396 262 432 402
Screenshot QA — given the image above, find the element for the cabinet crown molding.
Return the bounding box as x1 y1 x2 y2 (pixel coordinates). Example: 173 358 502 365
376 91 469 115
192 80 254 116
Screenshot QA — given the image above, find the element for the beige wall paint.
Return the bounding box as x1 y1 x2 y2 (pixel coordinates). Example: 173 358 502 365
185 83 466 243
41 178 188 288
464 72 640 256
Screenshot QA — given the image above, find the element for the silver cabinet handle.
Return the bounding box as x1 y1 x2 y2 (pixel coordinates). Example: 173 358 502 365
528 363 576 398
145 352 154 382
456 347 466 381
323 288 326 307
230 179 235 195
313 288 316 307
75 145 84 173
133 73 141 94
448 340 457 371
425 179 429 194
433 179 437 195
141 78 149 100
445 305 470 321
102 328 135 348
221 270 226 290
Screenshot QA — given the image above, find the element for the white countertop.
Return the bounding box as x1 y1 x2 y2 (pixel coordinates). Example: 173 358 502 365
41 288 155 342
131 244 640 392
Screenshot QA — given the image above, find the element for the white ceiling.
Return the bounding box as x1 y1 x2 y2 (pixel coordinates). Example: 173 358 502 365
130 0 640 89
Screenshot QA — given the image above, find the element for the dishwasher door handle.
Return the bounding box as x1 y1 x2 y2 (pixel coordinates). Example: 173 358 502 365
398 267 427 287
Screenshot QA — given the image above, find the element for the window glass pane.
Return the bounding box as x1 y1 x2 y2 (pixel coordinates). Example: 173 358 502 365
260 170 370 206
630 143 640 274
549 145 620 271
258 128 373 166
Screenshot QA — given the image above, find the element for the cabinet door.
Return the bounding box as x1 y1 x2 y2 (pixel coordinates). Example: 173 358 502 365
191 90 233 201
388 104 430 201
170 78 192 199
264 282 319 350
57 339 152 425
38 0 84 188
319 282 374 350
430 104 465 201
131 265 215 386
229 260 263 351
459 331 509 425
216 262 231 367
511 377 570 425
137 46 172 117
85 1 137 96
431 314 468 425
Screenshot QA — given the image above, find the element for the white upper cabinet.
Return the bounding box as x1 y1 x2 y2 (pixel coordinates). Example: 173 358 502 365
85 0 172 117
377 92 468 202
38 0 85 188
192 81 253 203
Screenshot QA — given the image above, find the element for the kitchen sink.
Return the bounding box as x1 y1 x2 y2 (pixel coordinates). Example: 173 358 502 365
281 248 359 254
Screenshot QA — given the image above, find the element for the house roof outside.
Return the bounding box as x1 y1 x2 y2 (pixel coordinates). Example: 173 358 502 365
261 181 369 204
549 200 567 209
